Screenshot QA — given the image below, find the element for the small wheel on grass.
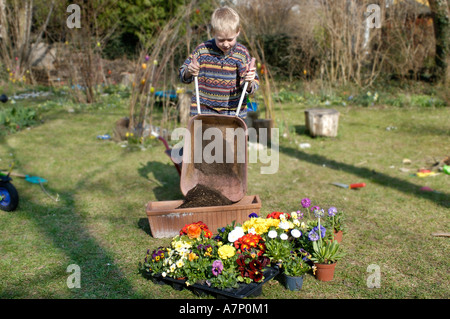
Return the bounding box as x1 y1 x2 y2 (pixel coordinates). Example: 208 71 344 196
0 182 19 212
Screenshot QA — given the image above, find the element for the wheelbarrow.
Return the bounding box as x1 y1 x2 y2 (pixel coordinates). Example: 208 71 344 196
179 57 255 203
152 130 183 176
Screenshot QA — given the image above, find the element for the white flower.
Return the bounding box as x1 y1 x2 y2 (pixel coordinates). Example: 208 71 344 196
293 219 300 227
279 213 287 221
279 221 290 230
268 230 278 239
291 229 301 238
169 264 176 272
291 211 298 219
280 233 288 240
162 272 167 277
228 227 245 242
176 259 184 268
248 227 256 235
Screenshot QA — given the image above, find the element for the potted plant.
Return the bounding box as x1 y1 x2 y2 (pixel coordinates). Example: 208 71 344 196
263 234 293 266
140 247 168 284
324 206 345 243
302 204 345 281
309 229 345 281
281 249 312 291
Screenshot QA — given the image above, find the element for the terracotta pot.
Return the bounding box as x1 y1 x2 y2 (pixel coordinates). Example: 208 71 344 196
314 262 336 282
333 230 343 243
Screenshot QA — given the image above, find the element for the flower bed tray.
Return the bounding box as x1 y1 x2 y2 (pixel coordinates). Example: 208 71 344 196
146 195 261 238
150 266 279 299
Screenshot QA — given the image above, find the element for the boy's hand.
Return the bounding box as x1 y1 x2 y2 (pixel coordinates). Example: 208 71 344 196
244 58 256 90
187 55 200 77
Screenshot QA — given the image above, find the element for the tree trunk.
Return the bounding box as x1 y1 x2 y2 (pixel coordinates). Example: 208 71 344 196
428 0 449 83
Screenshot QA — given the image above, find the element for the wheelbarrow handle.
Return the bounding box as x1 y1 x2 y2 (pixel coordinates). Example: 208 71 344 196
235 58 256 117
235 82 249 117
194 76 201 115
192 55 201 115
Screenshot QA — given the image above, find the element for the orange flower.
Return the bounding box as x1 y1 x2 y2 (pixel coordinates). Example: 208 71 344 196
188 252 198 261
180 221 213 239
186 223 202 239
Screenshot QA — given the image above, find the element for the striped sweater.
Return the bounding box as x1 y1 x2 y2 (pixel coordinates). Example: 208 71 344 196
179 39 259 118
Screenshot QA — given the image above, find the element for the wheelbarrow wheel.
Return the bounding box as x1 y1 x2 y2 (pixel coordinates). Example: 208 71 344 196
0 182 19 211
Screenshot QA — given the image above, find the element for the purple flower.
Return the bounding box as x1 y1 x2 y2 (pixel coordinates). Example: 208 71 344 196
249 212 258 218
299 248 308 255
311 205 320 212
297 210 304 219
301 198 311 208
212 260 223 276
308 225 326 241
328 207 338 217
313 225 326 238
308 230 319 241
313 208 325 218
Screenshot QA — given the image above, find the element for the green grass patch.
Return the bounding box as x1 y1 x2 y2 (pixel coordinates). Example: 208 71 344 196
0 82 449 299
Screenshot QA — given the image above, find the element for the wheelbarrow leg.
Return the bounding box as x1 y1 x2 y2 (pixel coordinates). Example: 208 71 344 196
158 136 182 176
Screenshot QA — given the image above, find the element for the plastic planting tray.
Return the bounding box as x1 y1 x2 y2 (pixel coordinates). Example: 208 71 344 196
148 266 279 299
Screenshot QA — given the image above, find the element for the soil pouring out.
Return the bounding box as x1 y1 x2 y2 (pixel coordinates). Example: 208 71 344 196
177 184 234 209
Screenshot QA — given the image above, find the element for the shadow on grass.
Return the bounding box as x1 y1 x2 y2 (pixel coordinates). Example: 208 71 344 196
278 145 450 209
0 154 139 298
137 161 183 201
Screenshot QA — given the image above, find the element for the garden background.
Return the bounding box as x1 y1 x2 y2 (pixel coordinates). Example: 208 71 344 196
0 0 449 299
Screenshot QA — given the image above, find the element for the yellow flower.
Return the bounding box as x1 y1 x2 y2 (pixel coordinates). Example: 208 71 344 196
188 252 198 262
242 217 280 235
218 245 236 260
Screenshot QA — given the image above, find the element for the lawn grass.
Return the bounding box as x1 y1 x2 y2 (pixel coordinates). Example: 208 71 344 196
0 84 449 299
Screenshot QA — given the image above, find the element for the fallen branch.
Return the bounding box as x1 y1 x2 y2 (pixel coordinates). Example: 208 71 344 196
431 232 450 238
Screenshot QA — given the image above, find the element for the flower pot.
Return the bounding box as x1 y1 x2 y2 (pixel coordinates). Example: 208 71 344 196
333 230 343 243
282 274 304 291
314 262 336 282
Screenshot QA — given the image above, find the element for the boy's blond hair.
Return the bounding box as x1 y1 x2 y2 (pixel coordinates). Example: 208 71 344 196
211 6 240 34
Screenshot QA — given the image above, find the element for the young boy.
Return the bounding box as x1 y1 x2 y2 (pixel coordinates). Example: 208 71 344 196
179 6 258 119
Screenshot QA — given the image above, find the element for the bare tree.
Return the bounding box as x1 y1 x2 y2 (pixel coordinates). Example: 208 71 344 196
0 0 55 83
428 0 449 83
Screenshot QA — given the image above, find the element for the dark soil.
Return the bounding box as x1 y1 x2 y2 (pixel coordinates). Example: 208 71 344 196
194 161 238 177
177 184 234 208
